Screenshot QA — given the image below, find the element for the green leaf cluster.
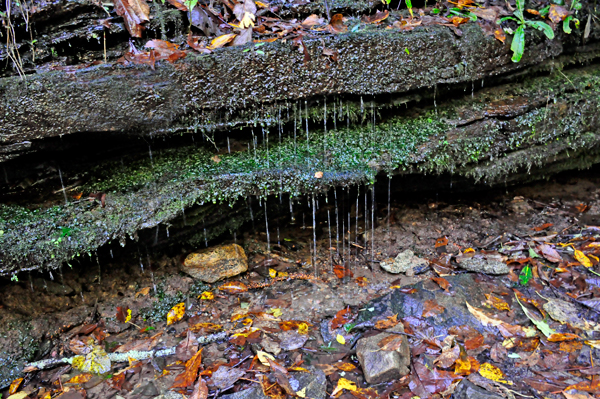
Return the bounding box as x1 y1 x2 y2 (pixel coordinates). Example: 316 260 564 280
501 0 554 62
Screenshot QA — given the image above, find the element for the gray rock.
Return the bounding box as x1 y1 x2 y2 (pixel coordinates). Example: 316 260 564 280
220 367 326 399
279 330 308 351
211 366 246 390
457 256 509 275
380 250 429 276
452 380 503 399
356 324 410 384
182 244 248 283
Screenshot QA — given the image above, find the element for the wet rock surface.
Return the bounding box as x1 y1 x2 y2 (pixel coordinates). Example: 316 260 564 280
356 324 410 384
182 244 248 283
456 255 510 275
452 379 504 399
380 249 429 276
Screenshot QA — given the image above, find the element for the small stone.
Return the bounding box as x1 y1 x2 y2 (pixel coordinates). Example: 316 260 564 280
182 244 248 283
457 256 509 275
380 250 429 276
356 324 410 384
452 380 503 399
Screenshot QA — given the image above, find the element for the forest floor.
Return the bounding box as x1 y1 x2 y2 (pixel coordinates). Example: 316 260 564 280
2 169 600 399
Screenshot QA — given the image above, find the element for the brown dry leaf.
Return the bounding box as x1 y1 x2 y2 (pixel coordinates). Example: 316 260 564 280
434 344 460 369
493 28 506 43
435 236 449 248
466 302 504 327
485 294 510 311
471 7 497 21
432 277 451 291
187 34 212 53
208 33 237 50
549 4 570 23
374 314 399 330
135 287 151 298
233 0 257 28
107 373 126 390
166 0 188 10
422 299 445 318
322 47 339 62
355 276 368 287
172 348 204 389
302 14 325 28
233 28 253 46
66 373 93 384
548 333 580 342
377 335 405 351
533 222 553 231
362 10 389 24
331 307 355 329
335 362 357 371
267 358 296 396
464 334 484 350
219 281 248 293
393 18 422 30
144 39 187 62
538 243 562 263
113 0 150 37
211 155 222 163
176 330 198 361
189 378 209 399
116 332 163 353
328 14 347 33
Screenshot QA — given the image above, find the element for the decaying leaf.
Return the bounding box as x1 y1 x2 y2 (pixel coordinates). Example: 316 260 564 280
331 378 357 396
549 4 570 23
219 281 249 293
374 314 399 330
331 307 355 329
333 264 353 279
574 250 593 268
233 0 257 29
377 334 404 351
422 299 445 318
172 348 204 389
479 362 513 385
208 33 237 50
328 14 347 33
8 378 23 395
362 10 389 24
113 0 150 37
302 14 325 28
167 302 186 326
466 302 504 327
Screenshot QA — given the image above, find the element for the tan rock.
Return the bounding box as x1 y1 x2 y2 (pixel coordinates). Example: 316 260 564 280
356 324 410 384
182 244 248 283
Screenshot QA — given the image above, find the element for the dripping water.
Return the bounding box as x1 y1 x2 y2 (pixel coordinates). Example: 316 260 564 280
327 209 333 271
148 145 154 168
227 137 231 153
264 201 270 253
371 185 375 266
58 167 68 205
334 189 340 257
139 256 144 273
312 195 317 276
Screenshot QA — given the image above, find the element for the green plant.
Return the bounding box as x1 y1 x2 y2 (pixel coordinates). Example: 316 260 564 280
501 0 554 62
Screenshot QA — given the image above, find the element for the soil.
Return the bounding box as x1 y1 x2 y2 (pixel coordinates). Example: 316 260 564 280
2 168 600 398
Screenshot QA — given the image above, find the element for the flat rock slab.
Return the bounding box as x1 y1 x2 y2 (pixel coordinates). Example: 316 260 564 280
182 244 248 283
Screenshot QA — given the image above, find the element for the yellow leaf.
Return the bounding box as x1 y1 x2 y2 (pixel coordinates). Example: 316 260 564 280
199 291 215 300
278 271 289 278
296 387 307 398
336 334 346 345
125 308 132 324
8 378 23 395
6 393 29 399
479 363 513 385
269 308 283 318
269 268 278 278
167 302 186 326
464 248 475 253
255 0 269 6
66 373 93 384
135 287 151 298
242 317 253 326
297 322 309 335
207 33 237 50
574 250 593 267
289 366 309 371
331 378 357 397
257 350 275 366
240 11 256 28
585 340 600 349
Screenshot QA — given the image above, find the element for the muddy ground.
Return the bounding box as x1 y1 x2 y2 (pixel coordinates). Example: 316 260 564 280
2 169 600 398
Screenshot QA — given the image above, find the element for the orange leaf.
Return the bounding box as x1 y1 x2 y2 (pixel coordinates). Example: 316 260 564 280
374 314 399 330
435 236 448 248
66 373 93 384
422 299 445 318
333 264 353 279
208 33 237 50
8 378 23 395
362 10 389 24
532 222 553 231
377 335 405 351
355 276 368 287
432 277 451 290
172 348 204 389
548 333 580 342
219 281 248 293
328 14 347 33
167 302 186 326
113 0 150 37
494 28 506 43
331 307 355 329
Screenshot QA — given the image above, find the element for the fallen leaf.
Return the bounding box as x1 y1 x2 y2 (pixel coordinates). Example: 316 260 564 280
485 294 510 311
538 243 562 263
422 299 445 318
167 302 186 326
144 39 187 62
374 314 399 330
435 236 449 248
549 4 570 23
336 334 346 345
314 171 324 178
335 362 357 371
533 222 553 231
355 276 368 287
432 277 451 290
116 306 129 323
257 350 276 365
233 0 256 28
331 307 355 329
8 378 23 395
466 302 504 327
574 250 593 268
479 362 513 385
199 291 215 300
208 33 237 50
515 294 555 337
189 378 209 399
65 373 93 384
377 334 405 351
331 378 357 397
494 28 506 43
302 14 325 28
333 264 353 279
362 10 389 24
172 348 204 389
219 281 248 293
548 333 580 342
135 287 151 297
113 0 150 37
328 14 347 33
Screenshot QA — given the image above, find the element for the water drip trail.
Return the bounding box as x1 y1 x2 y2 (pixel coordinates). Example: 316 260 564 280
147 254 157 294
227 137 231 153
148 145 154 168
180 195 186 226
154 226 159 246
371 185 375 267
312 195 317 277
248 197 255 230
327 209 333 271
305 101 310 168
387 177 391 255
348 211 352 270
204 228 208 247
265 200 270 253
334 189 340 258
139 256 144 273
58 167 68 205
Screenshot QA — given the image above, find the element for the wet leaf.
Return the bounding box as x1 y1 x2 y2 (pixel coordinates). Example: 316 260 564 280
144 39 187 62
485 294 510 311
549 4 569 23
333 264 353 279
8 378 23 395
106 372 125 390
328 14 347 33
331 378 357 397
189 322 222 333
355 276 368 287
434 344 460 369
331 307 355 329
435 236 449 248
166 0 188 10
113 0 150 37
230 327 260 346
336 334 346 345
302 14 325 28
511 25 525 63
519 264 532 285
66 373 93 384
267 358 296 396
189 378 209 399
374 314 399 330
172 348 203 389
199 291 215 300
422 299 445 318
233 0 256 28
538 244 561 263
493 28 506 43
548 333 580 342
362 10 389 24
167 302 185 326
208 33 237 50
257 350 276 365
377 334 404 351
116 306 129 323
466 302 504 327
116 332 163 353
279 320 311 334
211 366 245 390
72 345 111 374
335 362 356 371
432 277 451 290
479 362 513 385
533 222 553 231
219 281 248 293
575 250 593 268
515 294 555 338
